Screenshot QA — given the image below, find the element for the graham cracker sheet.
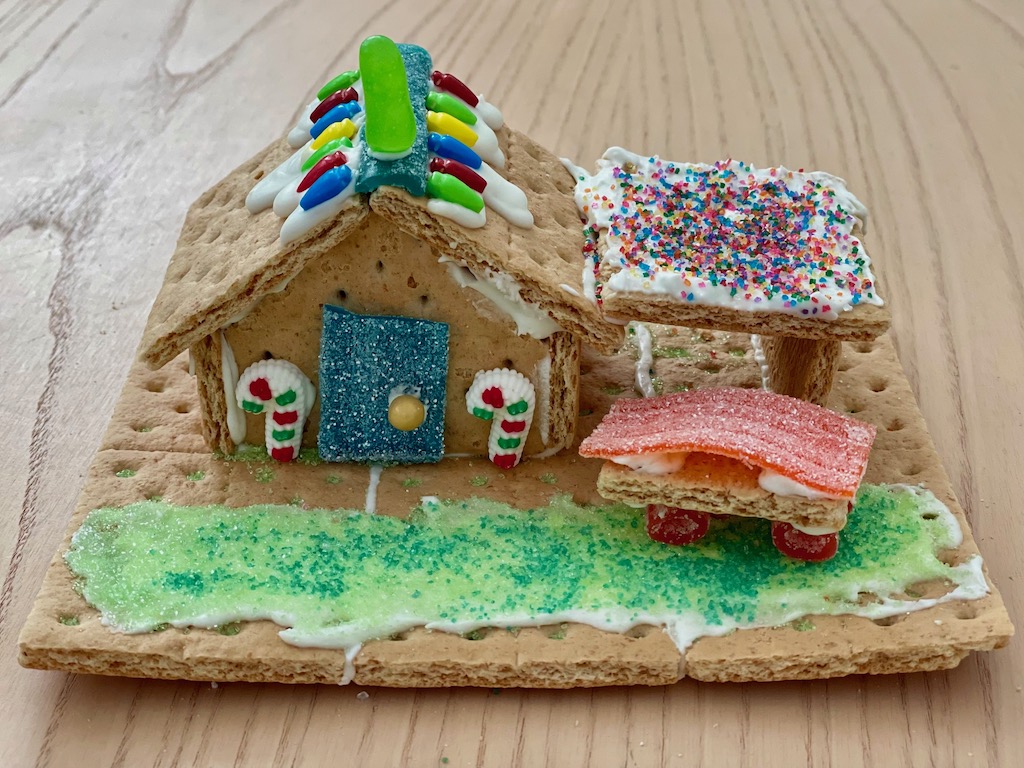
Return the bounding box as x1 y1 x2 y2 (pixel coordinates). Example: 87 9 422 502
19 329 1013 686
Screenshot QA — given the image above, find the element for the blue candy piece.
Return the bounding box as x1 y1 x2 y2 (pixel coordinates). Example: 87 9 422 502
355 43 431 197
309 101 363 140
299 165 353 210
427 132 482 170
318 305 449 464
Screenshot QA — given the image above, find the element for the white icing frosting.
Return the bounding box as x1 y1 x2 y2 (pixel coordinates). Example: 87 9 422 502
441 259 561 340
632 323 655 397
426 198 486 228
365 465 384 515
559 283 580 297
476 163 532 227
219 333 247 445
467 116 504 169
750 334 771 390
573 147 885 316
281 188 357 244
758 469 838 500
247 147 307 213
610 452 686 475
287 99 319 148
473 95 503 130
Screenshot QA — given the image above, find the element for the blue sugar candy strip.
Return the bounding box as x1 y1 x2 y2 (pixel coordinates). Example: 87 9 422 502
309 101 363 140
299 165 353 210
355 43 431 197
318 304 449 464
427 133 482 170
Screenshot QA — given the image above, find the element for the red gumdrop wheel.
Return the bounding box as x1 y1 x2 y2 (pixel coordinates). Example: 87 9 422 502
771 521 839 562
646 505 710 546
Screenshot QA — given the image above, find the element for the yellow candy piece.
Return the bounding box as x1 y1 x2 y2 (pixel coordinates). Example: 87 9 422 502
311 118 357 150
388 394 426 431
426 111 477 148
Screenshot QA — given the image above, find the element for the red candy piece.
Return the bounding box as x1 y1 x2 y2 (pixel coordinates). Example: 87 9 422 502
310 87 358 123
481 386 504 409
430 70 478 106
271 446 295 462
771 522 839 562
500 419 526 433
646 505 710 546
492 454 518 469
273 410 299 425
249 378 272 401
428 157 487 193
297 151 348 193
579 387 875 499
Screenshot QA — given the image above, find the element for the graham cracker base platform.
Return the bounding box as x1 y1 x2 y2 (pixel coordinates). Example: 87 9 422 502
19 328 1013 686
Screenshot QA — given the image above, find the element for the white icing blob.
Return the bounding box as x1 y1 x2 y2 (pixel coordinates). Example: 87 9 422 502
473 96 503 130
757 469 839 500
469 118 504 169
427 198 486 228
477 163 533 228
610 452 687 475
246 146 307 213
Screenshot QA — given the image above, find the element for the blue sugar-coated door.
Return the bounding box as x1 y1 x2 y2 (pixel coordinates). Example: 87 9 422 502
318 304 449 463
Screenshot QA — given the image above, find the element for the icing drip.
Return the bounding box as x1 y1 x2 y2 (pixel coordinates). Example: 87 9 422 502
219 333 247 446
633 323 655 397
442 258 561 339
365 465 384 514
750 334 771 390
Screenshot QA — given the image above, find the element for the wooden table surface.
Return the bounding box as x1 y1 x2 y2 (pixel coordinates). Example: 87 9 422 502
2 0 1022 765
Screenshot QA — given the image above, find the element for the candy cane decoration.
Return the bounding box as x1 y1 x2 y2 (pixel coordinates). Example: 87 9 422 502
466 368 535 469
236 360 316 462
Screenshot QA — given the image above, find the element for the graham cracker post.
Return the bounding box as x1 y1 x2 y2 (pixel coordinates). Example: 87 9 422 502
762 336 842 405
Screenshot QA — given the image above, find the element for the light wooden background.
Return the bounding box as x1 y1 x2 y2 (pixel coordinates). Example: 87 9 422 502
2 0 1022 765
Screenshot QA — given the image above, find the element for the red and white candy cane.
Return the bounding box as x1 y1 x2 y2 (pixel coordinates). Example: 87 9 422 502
235 360 315 462
466 368 535 469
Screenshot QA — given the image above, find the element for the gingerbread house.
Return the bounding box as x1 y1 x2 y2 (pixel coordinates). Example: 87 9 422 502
138 37 622 466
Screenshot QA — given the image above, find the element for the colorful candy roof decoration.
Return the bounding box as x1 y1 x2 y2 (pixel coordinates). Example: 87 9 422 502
569 147 885 319
247 35 533 244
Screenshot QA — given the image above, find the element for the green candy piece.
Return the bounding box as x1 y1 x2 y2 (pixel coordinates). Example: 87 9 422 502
302 138 348 172
359 36 417 156
497 436 521 450
426 172 484 213
242 400 264 414
272 429 296 442
317 70 359 101
425 91 477 125
472 407 493 421
276 390 297 406
506 400 529 416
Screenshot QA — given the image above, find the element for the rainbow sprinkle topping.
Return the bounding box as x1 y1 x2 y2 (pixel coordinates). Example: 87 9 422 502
572 148 884 318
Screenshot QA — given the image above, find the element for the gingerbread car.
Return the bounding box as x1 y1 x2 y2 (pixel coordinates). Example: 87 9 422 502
579 386 877 561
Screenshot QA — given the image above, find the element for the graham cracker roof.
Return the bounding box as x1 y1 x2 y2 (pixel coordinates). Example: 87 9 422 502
140 128 624 370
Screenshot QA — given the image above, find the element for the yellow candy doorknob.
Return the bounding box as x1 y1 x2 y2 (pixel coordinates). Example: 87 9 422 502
388 394 425 431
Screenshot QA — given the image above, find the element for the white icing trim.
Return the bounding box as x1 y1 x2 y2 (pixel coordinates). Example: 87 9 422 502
220 333 247 445
441 258 561 340
476 163 532 227
633 323 655 397
758 469 839 500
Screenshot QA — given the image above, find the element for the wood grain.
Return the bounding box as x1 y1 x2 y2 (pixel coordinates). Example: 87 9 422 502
2 0 1021 765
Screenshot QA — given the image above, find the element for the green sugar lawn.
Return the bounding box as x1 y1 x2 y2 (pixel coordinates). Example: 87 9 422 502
65 484 985 651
